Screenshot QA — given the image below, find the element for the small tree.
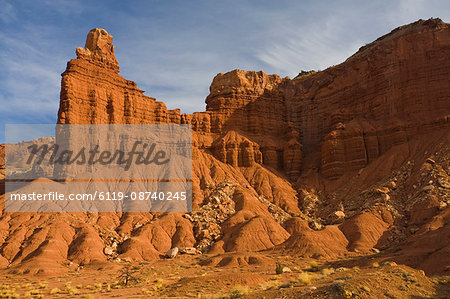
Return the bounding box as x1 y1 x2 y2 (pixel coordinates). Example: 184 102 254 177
118 264 141 286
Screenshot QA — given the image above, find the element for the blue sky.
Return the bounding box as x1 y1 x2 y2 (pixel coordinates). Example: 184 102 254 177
1 0 449 143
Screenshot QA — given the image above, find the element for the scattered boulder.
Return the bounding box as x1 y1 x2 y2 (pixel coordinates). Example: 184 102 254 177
309 220 323 231
381 193 390 202
189 181 236 251
165 247 179 259
370 248 380 254
331 211 346 224
374 187 390 194
388 181 397 189
426 158 435 164
103 247 114 256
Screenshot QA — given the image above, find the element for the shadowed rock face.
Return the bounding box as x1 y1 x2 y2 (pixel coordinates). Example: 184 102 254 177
0 18 449 276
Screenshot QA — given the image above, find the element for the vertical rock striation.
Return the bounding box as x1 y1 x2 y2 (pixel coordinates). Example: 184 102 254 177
58 20 450 180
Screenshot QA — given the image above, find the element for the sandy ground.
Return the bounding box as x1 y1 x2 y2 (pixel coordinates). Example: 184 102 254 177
0 251 448 298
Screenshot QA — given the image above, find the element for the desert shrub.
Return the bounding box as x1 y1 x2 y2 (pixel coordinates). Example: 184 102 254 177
152 278 166 291
309 260 319 272
259 279 282 290
50 287 60 295
228 284 249 298
297 272 312 285
321 267 335 276
66 287 79 295
382 261 397 267
0 289 19 299
24 289 43 298
65 282 79 295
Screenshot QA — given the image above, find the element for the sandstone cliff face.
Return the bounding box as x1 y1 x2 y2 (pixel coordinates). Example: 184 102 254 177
303 18 449 178
1 19 449 275
198 19 450 180
59 28 180 125
212 131 263 167
57 20 450 182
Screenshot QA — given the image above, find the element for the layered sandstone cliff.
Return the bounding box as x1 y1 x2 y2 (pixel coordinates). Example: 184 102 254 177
58 20 450 182
58 28 181 125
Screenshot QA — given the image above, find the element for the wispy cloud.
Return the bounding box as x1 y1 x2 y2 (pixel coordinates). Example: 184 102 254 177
0 24 68 142
0 0 16 23
40 0 83 14
251 2 385 75
254 18 363 75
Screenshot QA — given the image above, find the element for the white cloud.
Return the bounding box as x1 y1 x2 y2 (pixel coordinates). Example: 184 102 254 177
0 28 64 125
254 19 363 76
